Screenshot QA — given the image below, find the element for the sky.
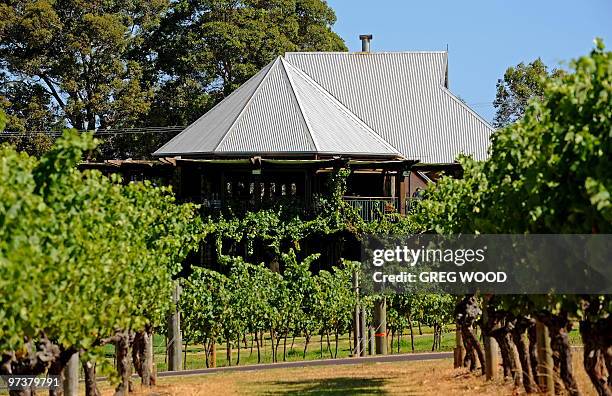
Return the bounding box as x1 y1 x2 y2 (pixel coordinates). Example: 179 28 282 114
326 0 612 122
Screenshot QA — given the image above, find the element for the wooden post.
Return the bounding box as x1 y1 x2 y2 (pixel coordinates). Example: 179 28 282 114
484 334 499 380
210 342 217 368
482 297 498 380
398 175 408 214
368 326 375 355
374 297 387 355
454 326 466 368
536 320 555 394
352 272 360 357
63 352 79 396
142 331 154 386
360 305 367 357
167 283 182 371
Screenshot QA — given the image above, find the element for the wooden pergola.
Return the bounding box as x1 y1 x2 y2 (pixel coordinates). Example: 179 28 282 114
80 158 461 219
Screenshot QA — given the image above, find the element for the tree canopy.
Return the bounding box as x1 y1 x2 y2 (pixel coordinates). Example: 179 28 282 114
0 0 346 157
493 58 564 128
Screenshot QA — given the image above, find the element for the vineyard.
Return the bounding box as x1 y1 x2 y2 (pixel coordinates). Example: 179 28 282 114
0 40 610 396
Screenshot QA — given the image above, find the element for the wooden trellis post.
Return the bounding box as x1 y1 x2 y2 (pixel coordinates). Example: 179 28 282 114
63 352 79 396
167 282 182 371
536 320 554 394
374 297 387 355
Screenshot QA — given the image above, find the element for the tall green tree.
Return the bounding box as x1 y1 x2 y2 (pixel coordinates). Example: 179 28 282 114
0 73 60 155
0 0 167 131
1 0 346 157
149 0 347 126
493 58 563 128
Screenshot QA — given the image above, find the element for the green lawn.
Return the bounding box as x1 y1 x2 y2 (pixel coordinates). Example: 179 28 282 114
151 325 455 371
99 324 584 372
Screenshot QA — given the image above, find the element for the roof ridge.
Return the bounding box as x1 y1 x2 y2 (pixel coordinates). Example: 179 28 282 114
285 51 448 55
438 85 495 132
212 57 280 152
283 59 402 156
279 57 319 152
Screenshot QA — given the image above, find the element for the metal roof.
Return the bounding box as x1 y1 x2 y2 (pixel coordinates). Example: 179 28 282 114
284 52 494 162
154 56 401 158
156 51 494 163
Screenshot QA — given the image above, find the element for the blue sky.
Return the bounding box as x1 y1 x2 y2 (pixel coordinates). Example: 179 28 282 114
326 0 612 122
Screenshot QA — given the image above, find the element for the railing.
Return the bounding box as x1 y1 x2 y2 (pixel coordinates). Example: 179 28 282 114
200 195 404 221
343 196 399 222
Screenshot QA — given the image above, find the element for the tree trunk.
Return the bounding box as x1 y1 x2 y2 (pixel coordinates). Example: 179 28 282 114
528 323 539 382
237 334 241 366
334 330 339 358
512 318 538 393
83 361 101 396
455 295 485 375
541 315 580 396
270 328 275 363
490 327 521 385
398 329 402 354
226 339 231 366
46 346 77 396
114 331 131 396
283 332 288 362
408 318 415 352
462 325 485 375
132 328 154 386
580 320 611 396
320 332 324 359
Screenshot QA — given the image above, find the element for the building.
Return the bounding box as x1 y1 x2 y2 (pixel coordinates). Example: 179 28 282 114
89 36 493 219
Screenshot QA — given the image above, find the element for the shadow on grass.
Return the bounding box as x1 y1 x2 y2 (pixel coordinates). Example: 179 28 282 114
256 377 388 395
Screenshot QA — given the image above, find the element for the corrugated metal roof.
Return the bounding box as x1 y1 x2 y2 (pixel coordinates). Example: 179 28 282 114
155 60 274 156
284 52 494 162
156 51 493 162
155 56 400 158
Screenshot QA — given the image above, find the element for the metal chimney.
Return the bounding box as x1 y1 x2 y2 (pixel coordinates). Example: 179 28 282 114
359 34 373 52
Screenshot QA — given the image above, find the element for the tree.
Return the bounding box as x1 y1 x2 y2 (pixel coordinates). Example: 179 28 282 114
0 0 168 159
150 0 347 125
417 40 611 395
0 0 166 131
493 58 563 128
1 0 347 158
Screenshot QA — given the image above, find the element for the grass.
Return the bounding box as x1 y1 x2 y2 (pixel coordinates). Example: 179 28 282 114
149 325 455 371
100 324 583 372
98 353 599 396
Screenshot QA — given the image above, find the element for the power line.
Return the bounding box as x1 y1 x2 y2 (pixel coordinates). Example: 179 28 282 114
0 126 186 138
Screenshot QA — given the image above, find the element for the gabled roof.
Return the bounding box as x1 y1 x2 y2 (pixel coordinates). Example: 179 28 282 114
154 56 401 158
284 52 494 162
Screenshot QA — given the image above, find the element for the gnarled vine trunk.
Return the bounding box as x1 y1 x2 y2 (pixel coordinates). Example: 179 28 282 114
114 331 132 396
580 318 612 396
455 295 485 375
83 361 101 396
512 316 538 393
132 326 155 386
539 313 580 396
1 334 61 396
